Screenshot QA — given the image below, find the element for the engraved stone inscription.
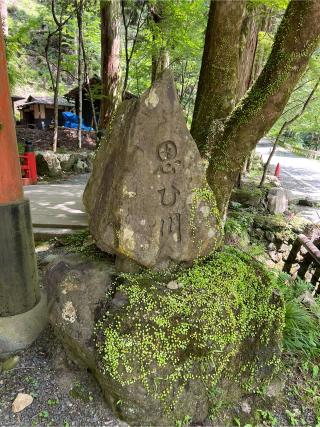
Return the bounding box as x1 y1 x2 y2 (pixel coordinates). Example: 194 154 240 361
158 141 177 160
158 185 180 207
160 213 181 242
157 140 182 243
157 141 181 174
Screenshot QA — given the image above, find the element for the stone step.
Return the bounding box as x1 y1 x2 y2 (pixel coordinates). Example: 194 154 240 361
33 227 83 241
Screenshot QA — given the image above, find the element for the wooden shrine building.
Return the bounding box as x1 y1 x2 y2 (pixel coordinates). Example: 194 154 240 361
18 95 74 129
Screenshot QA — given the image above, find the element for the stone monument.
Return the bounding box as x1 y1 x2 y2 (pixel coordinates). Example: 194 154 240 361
84 71 222 269
48 72 284 426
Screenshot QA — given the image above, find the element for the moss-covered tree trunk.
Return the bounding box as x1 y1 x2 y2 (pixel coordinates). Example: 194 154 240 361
206 0 320 219
99 0 121 130
236 6 260 101
190 0 246 156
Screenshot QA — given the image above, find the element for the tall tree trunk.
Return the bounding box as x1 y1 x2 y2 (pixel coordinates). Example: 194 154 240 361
150 2 169 83
206 0 320 219
76 0 83 148
237 6 260 101
236 5 262 185
52 26 62 153
190 0 246 157
251 9 273 82
99 0 121 130
0 0 8 37
151 47 169 83
47 0 71 152
81 37 99 131
121 1 146 99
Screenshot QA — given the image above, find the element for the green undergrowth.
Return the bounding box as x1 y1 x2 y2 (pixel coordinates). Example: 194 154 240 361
277 273 320 358
95 247 284 419
57 229 109 260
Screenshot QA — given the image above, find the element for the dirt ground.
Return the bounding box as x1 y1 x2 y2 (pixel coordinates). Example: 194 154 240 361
16 127 96 152
0 327 126 427
0 241 124 427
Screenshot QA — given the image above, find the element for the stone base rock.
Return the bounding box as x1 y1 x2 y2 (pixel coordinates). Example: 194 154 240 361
46 249 284 426
0 291 48 359
46 254 116 357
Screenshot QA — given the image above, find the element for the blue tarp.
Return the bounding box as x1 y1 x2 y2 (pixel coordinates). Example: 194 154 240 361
62 111 94 131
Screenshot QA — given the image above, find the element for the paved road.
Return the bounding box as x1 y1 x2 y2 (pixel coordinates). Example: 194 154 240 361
24 174 88 233
25 140 320 232
256 139 320 223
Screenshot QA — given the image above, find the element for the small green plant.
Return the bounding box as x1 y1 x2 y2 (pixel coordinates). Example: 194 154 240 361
208 386 225 420
257 409 278 426
285 409 299 426
60 229 106 259
38 410 49 419
47 398 59 406
175 415 191 427
245 243 266 257
225 217 244 235
24 376 39 388
283 299 320 356
69 382 93 402
276 275 320 357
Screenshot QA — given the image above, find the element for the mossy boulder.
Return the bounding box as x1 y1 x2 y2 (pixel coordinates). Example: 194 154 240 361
96 248 284 425
230 186 263 208
47 248 284 426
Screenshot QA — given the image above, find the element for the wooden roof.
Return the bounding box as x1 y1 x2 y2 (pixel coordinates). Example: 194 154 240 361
18 95 74 109
64 76 102 100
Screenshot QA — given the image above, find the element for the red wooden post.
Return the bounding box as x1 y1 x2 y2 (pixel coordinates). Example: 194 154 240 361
0 24 23 203
0 22 46 357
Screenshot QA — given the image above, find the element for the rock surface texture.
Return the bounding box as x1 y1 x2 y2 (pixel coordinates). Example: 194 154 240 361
35 151 95 177
46 254 115 365
267 187 289 214
84 71 222 269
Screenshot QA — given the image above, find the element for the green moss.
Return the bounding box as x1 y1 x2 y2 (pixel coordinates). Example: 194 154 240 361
59 229 109 260
95 247 284 420
254 214 288 231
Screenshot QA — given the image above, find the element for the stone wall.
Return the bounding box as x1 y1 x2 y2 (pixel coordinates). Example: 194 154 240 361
35 151 95 177
251 215 320 280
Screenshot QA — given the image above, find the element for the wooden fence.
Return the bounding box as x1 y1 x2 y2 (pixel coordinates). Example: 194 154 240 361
284 234 320 294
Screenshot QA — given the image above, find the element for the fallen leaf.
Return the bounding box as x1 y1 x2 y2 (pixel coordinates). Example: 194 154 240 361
1 356 20 372
12 393 33 413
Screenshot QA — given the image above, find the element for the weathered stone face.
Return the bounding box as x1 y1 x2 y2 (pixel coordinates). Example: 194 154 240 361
84 71 222 269
267 187 289 214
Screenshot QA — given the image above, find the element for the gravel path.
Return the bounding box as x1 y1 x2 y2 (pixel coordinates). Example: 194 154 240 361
0 326 125 427
0 240 125 427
